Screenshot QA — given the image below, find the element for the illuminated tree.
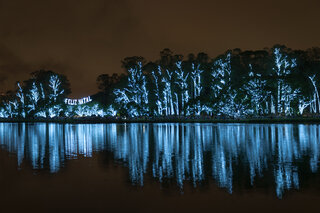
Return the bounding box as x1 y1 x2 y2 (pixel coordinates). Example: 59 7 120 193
0 108 8 118
211 53 231 99
75 105 86 117
27 82 40 114
64 105 74 117
189 63 204 115
106 105 117 116
308 75 320 113
162 69 174 116
16 82 26 118
49 75 64 102
35 110 47 118
40 83 45 99
4 101 16 118
211 53 240 116
48 105 63 118
243 65 268 115
114 60 149 117
174 61 189 115
272 48 300 115
151 66 164 115
218 90 249 118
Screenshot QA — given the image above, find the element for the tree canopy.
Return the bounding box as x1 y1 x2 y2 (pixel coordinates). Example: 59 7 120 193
2 45 320 119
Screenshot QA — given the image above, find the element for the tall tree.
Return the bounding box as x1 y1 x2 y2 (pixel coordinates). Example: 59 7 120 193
114 57 149 117
272 47 300 115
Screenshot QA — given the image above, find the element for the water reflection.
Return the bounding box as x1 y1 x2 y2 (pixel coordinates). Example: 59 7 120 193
0 122 319 198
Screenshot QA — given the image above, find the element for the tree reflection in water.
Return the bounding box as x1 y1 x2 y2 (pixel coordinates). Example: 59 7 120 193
0 122 319 198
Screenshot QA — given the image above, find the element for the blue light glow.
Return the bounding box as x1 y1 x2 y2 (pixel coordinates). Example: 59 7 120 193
0 123 319 198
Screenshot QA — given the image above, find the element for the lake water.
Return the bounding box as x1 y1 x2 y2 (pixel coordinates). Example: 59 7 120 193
0 122 320 212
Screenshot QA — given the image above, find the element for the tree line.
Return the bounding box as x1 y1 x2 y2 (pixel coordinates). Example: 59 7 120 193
1 45 320 119
98 45 320 118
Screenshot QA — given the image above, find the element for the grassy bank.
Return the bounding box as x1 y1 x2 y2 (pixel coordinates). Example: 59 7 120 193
1 116 320 124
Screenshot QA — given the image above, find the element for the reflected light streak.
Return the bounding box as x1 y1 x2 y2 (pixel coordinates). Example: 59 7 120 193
0 123 319 198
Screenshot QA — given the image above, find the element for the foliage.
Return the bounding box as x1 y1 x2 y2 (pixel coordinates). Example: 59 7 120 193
2 45 320 119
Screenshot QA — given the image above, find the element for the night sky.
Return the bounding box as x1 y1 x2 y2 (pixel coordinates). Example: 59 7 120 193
0 0 320 97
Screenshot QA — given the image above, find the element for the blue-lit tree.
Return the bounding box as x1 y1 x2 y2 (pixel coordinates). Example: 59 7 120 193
189 63 204 115
74 105 87 117
162 69 175 116
272 48 300 115
307 75 320 113
114 60 149 117
72 103 105 117
211 53 231 99
27 82 40 114
10 70 71 118
218 90 250 118
4 101 16 118
151 66 165 116
174 61 189 115
48 105 63 118
49 75 64 102
106 105 117 116
243 65 269 115
211 53 247 117
16 82 26 118
0 108 8 118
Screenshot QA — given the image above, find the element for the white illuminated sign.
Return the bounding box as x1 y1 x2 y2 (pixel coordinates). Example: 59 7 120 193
64 96 92 105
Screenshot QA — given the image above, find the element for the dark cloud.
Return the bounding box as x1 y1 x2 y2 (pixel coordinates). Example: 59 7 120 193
0 0 320 97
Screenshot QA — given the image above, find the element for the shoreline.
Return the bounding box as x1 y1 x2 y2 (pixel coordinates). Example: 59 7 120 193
1 116 320 124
